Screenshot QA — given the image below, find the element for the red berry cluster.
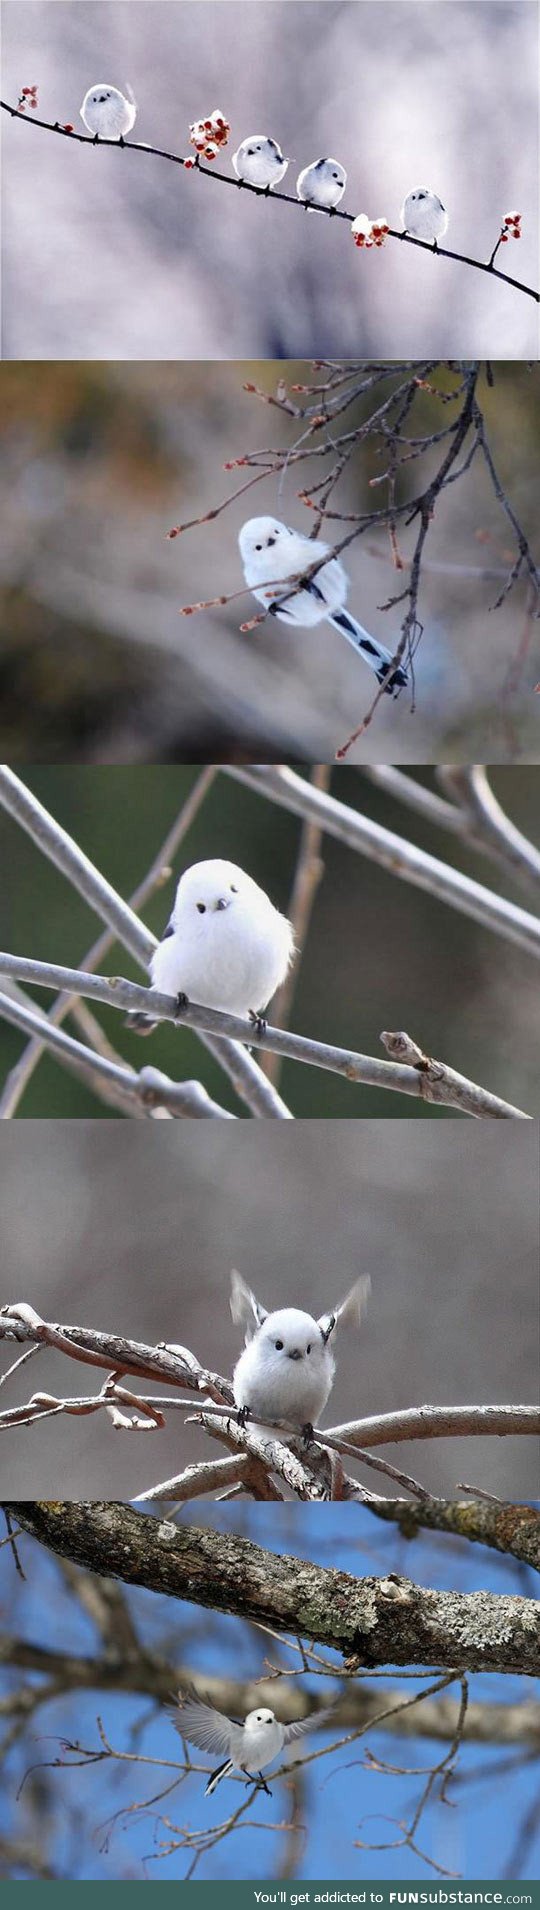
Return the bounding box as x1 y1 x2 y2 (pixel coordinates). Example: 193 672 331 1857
18 84 38 111
351 213 389 249
188 108 230 162
500 211 522 243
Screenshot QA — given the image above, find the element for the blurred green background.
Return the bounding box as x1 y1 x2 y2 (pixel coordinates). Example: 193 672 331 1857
0 361 539 762
1 763 539 1117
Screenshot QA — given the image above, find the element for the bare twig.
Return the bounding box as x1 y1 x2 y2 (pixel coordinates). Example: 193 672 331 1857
0 959 529 1117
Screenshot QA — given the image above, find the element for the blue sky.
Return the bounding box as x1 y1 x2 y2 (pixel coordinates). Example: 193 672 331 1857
0 1504 538 1881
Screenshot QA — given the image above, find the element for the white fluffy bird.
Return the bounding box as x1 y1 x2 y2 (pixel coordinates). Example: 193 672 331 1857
296 157 347 210
231 1268 371 1432
232 136 289 191
239 516 408 694
173 1687 333 1795
80 83 137 141
127 858 293 1035
400 188 448 246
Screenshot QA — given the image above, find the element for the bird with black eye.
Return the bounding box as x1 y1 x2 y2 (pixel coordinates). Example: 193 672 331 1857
296 158 347 211
400 187 448 247
125 858 294 1037
232 136 289 192
230 1268 371 1442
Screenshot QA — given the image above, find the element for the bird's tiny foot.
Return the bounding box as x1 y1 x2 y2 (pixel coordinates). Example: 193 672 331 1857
432 240 439 252
248 1010 267 1039
119 135 125 147
237 1404 250 1428
93 132 100 144
174 991 189 1019
255 1774 272 1795
301 1421 315 1449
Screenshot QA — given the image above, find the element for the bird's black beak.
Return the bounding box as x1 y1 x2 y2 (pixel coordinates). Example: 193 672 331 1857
287 1349 302 1361
215 897 230 911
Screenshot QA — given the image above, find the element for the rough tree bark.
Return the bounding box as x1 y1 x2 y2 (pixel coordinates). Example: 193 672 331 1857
5 1502 540 1676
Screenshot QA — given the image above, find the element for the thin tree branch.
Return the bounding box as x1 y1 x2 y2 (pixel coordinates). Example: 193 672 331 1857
0 960 529 1118
436 766 540 893
1 1626 538 1746
2 104 538 301
364 766 540 903
328 1403 540 1448
0 990 235 1119
224 766 540 961
260 763 329 1087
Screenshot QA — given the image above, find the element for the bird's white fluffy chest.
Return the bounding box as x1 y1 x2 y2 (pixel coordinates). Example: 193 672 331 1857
233 1334 334 1425
242 1717 283 1771
151 900 289 1017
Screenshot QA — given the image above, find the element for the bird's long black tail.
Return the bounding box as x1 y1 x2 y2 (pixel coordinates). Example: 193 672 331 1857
329 609 409 694
205 1758 235 1796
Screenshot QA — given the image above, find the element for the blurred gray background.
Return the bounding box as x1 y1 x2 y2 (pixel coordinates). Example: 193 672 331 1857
1 1120 538 1498
0 362 539 763
2 1 538 360
2 765 540 1119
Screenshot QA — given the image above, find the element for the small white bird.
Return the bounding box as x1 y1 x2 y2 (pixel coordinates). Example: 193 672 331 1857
296 157 347 211
400 188 448 246
127 858 294 1035
232 136 289 191
239 517 408 694
173 1687 333 1795
231 1268 370 1432
80 83 137 142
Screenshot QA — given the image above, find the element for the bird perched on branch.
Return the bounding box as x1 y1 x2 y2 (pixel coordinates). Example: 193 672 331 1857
232 136 289 191
231 1268 371 1434
173 1686 334 1796
239 516 409 693
80 83 137 142
126 858 294 1036
400 188 448 246
296 157 347 210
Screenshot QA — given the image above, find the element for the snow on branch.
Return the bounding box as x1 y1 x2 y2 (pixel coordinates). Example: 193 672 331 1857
2 100 538 304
